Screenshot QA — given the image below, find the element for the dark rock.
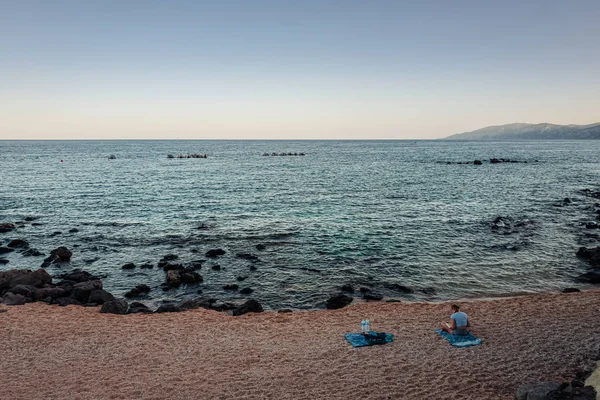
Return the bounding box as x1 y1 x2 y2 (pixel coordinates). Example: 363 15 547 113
0 259 8 264
178 297 214 311
100 299 129 314
223 284 239 291
211 265 221 271
166 270 181 286
340 284 354 293
124 284 151 298
24 217 38 222
21 248 43 257
31 223 43 226
363 292 383 301
211 302 237 312
127 302 152 314
42 246 72 266
249 265 257 271
473 159 482 165
0 269 52 289
359 287 371 294
255 244 266 251
180 272 203 284
231 299 264 316
515 382 561 400
54 297 83 307
7 239 28 248
190 262 203 270
58 269 98 283
139 263 154 269
51 231 63 236
326 293 353 310
0 247 14 254
55 281 75 294
576 247 600 267
205 249 226 258
162 254 179 261
121 263 136 270
490 158 500 164
71 280 103 303
0 223 16 233
68 228 79 233
384 283 414 294
155 303 181 313
240 287 254 295
386 299 402 303
33 287 68 301
236 253 259 261
2 292 30 305
7 284 36 298
278 309 293 313
562 288 581 293
576 272 600 284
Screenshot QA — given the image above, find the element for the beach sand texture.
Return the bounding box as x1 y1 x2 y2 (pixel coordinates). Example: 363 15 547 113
1 290 599 400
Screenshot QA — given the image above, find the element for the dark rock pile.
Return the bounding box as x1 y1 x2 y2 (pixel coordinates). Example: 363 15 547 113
262 152 306 156
515 368 597 399
0 268 113 307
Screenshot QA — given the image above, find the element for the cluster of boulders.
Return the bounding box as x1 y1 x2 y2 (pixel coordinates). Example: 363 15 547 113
0 237 46 264
572 189 600 285
0 268 114 307
261 152 306 156
445 158 534 165
167 154 208 159
515 368 597 399
0 267 265 317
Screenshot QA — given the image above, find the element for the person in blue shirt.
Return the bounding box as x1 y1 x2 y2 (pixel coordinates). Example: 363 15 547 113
440 304 471 336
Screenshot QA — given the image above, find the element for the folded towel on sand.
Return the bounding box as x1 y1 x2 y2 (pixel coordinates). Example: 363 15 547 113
345 331 394 348
435 329 482 347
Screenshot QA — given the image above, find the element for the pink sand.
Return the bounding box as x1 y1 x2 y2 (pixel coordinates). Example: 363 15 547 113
1 290 600 399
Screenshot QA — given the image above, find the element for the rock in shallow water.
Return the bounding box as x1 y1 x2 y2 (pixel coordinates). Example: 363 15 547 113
205 248 226 258
7 239 28 248
124 284 151 298
577 246 600 267
326 293 353 310
0 223 16 233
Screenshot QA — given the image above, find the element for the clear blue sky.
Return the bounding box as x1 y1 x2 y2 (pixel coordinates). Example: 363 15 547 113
1 0 599 139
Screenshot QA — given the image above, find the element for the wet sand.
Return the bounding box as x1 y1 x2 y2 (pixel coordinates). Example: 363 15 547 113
1 290 600 400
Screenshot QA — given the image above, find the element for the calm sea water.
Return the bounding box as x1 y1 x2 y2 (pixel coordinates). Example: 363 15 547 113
1 140 599 310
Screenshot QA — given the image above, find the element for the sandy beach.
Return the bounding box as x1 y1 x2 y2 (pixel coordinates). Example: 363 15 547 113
1 290 599 400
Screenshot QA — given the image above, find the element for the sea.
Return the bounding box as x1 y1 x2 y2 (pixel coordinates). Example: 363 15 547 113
1 140 599 310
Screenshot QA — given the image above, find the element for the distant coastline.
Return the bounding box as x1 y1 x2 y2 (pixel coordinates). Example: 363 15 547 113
445 122 600 140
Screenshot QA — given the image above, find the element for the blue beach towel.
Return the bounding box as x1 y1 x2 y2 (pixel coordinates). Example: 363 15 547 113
345 331 394 348
435 329 482 347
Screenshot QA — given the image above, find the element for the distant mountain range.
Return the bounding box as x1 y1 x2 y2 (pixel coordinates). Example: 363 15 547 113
444 122 600 140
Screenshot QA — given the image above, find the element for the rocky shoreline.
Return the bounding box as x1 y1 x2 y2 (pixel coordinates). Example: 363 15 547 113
1 186 600 314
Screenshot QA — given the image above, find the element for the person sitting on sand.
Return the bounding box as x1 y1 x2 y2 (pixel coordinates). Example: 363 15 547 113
440 304 470 336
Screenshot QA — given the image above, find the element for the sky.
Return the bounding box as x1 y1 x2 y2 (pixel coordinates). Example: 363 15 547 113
1 0 599 140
